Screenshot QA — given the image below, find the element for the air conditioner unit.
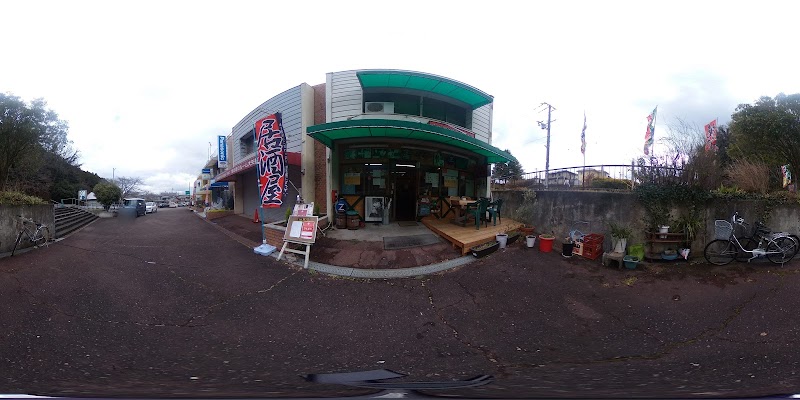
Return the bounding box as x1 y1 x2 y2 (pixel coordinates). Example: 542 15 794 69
364 102 394 114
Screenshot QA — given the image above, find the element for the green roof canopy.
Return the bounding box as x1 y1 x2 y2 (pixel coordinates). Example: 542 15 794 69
356 70 493 109
307 119 516 164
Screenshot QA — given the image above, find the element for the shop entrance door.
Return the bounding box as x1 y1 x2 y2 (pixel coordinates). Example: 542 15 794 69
393 165 417 221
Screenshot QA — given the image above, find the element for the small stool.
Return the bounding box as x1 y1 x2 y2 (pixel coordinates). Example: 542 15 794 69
602 252 626 269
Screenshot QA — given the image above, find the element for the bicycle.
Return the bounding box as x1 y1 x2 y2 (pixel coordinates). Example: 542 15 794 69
704 212 797 265
11 215 51 256
735 219 800 261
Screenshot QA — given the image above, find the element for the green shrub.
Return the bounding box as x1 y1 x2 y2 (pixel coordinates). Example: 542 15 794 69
0 191 48 205
590 178 630 190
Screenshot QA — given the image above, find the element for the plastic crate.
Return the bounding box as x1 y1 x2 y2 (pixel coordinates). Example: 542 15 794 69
581 234 605 260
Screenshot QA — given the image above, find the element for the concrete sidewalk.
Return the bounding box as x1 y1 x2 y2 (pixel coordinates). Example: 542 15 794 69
207 213 467 271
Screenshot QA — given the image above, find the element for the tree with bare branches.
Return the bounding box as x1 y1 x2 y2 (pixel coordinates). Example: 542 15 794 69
115 176 144 199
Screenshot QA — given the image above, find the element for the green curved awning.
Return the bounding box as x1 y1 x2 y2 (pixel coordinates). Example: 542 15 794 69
356 70 493 109
307 119 515 164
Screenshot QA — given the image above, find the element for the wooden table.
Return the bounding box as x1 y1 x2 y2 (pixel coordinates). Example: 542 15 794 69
449 198 476 227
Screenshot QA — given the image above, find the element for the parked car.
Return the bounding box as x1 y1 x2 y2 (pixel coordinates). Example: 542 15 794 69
169 202 178 208
145 201 158 214
158 202 169 208
120 198 146 218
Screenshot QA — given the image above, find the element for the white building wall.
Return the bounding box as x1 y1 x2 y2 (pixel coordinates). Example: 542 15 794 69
231 85 304 165
471 103 493 143
329 70 363 122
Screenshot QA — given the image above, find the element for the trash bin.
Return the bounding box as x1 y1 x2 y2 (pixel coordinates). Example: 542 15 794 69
346 210 360 230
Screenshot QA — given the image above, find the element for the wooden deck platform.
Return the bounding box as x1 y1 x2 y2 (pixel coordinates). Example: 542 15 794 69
421 216 524 255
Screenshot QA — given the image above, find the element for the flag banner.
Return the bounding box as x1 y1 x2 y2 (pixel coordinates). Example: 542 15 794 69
581 112 586 155
704 119 718 151
782 165 792 188
644 107 657 155
255 113 288 208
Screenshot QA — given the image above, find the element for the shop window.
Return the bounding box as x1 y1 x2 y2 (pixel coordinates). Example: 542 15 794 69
422 98 467 128
341 165 362 195
365 164 388 196
240 129 255 155
363 92 467 128
364 93 420 116
420 168 441 199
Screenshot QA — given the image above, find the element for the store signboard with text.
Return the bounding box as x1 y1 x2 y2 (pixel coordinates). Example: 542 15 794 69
284 215 318 244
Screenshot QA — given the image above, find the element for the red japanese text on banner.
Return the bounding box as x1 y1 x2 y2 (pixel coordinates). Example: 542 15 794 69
255 113 288 208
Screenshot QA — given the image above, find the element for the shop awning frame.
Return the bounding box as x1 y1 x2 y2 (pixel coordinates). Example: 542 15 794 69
307 119 516 164
356 70 493 109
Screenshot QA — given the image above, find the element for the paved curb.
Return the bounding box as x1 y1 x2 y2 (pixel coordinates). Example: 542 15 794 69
303 255 475 279
195 212 475 279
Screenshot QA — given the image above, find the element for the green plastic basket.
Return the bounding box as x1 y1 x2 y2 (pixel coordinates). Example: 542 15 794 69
628 244 645 260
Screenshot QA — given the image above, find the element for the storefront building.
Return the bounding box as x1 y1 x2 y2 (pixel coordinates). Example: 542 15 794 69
309 69 514 222
211 69 515 224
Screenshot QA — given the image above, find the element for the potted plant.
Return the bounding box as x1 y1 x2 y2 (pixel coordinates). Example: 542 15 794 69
562 236 575 257
538 233 555 252
513 189 537 236
525 234 536 248
609 222 632 254
674 211 702 249
647 205 671 238
495 231 508 249
471 241 500 258
506 229 521 245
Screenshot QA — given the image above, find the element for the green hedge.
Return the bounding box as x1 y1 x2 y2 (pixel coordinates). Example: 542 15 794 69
590 178 630 190
0 191 48 205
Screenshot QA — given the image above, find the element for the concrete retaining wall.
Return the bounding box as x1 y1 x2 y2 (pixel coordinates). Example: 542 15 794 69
0 205 55 253
493 189 800 254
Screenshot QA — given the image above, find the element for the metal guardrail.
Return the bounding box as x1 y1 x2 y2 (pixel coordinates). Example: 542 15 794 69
492 164 690 190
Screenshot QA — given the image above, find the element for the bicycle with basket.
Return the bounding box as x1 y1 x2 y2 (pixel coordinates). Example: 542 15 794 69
704 212 798 265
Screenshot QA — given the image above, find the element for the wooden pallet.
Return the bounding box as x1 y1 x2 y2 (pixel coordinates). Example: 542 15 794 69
421 216 523 255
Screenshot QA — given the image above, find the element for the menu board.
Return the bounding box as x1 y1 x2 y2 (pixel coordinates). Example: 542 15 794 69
293 203 314 217
284 215 319 244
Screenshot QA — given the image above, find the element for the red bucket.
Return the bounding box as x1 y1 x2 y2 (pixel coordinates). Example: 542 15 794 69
538 235 555 252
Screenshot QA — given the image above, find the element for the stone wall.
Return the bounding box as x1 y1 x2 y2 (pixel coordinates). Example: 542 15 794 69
0 205 55 254
493 189 800 254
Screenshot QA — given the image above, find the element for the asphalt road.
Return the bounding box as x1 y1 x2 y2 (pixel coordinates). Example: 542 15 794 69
1 207 800 398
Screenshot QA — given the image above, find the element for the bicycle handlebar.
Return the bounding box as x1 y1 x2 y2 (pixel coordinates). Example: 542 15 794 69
731 212 748 226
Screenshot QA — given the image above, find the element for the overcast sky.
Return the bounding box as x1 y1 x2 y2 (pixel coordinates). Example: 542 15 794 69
2 0 798 193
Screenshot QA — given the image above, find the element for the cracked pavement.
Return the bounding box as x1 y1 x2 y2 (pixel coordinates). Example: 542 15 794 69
2 208 800 398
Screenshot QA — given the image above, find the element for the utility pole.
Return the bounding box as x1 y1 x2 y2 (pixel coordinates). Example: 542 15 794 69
537 103 556 188
112 168 116 181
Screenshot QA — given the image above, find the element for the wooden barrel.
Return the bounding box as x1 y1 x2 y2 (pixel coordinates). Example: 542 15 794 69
347 214 360 230
335 213 347 229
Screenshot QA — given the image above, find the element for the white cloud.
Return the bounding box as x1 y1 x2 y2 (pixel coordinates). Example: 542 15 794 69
2 0 799 191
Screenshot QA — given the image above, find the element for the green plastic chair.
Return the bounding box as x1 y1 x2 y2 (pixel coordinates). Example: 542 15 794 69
465 198 490 230
487 198 504 226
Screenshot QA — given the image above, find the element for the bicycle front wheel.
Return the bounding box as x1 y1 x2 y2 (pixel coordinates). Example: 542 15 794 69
767 236 797 264
704 239 737 265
